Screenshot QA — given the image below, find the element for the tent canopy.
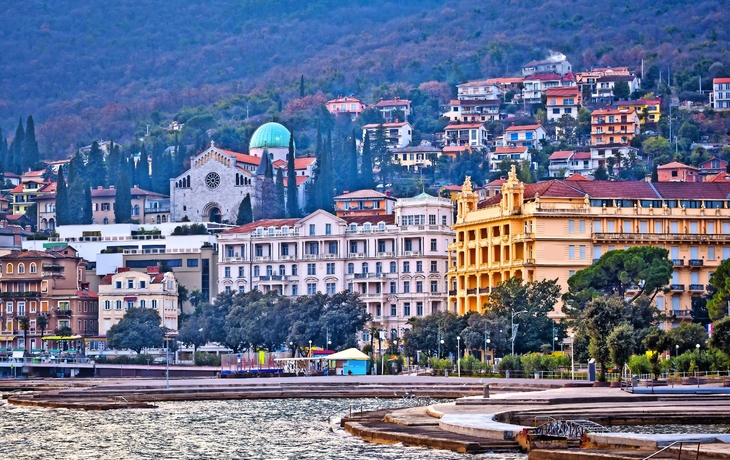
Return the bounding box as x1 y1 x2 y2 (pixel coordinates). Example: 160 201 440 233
326 348 370 361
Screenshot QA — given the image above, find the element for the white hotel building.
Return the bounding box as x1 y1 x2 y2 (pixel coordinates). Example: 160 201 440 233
216 194 455 342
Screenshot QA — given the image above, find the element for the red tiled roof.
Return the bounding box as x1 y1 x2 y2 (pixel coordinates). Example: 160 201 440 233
548 150 575 160
362 122 410 129
591 108 636 116
444 123 485 130
235 153 262 165
486 179 506 187
442 146 471 154
9 184 24 193
374 99 411 107
657 161 696 170
653 182 730 199
282 176 309 187
3 249 58 259
328 96 363 104
706 172 730 183
100 274 112 285
546 87 579 97
565 174 589 181
334 189 390 200
77 290 98 298
486 77 524 84
442 185 462 191
572 151 591 160
617 99 661 107
342 215 396 225
505 123 542 132
715 78 730 84
224 218 300 234
494 147 528 154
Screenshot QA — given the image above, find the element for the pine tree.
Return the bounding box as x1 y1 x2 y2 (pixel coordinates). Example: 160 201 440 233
372 125 389 188
286 130 299 217
55 166 68 226
9 117 24 174
86 141 106 188
82 182 93 224
66 160 85 224
114 169 132 223
594 164 609 181
22 115 39 172
106 140 122 187
360 133 375 189
275 168 286 218
319 125 334 211
236 193 253 226
173 138 187 177
0 127 6 176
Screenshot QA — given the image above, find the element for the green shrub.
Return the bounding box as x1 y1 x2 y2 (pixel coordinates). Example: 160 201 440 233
103 353 155 365
194 351 221 366
627 354 651 375
498 354 522 373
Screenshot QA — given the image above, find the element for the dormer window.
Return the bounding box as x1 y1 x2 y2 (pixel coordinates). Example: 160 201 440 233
378 222 385 230
364 223 371 232
349 224 357 232
282 226 289 234
256 227 263 235
268 227 275 235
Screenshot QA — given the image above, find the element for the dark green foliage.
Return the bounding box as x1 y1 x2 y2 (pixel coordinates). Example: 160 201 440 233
177 314 206 351
82 183 93 224
612 80 630 100
9 118 23 175
55 166 69 225
583 296 626 381
360 133 375 189
255 151 278 220
708 259 730 319
22 116 39 171
114 168 132 223
286 131 299 217
275 168 286 218
135 147 152 191
642 327 669 380
667 323 709 355
403 311 472 359
346 129 359 189
85 141 106 188
594 164 609 180
710 317 730 357
564 246 673 310
106 308 166 354
236 193 253 226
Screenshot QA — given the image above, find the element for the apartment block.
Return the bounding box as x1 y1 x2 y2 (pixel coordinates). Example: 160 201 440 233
216 194 455 342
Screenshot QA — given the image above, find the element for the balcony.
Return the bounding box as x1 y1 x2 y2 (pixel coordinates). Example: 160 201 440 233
254 256 271 262
223 257 244 263
524 259 536 265
377 252 395 258
478 287 490 294
258 275 288 282
689 284 705 292
672 259 685 266
144 206 171 213
55 309 72 318
322 253 338 260
689 259 704 267
670 284 685 292
303 254 318 261
466 288 477 296
448 290 457 296
0 292 40 299
348 253 366 259
280 255 296 261
354 273 386 279
403 251 421 257
672 309 692 318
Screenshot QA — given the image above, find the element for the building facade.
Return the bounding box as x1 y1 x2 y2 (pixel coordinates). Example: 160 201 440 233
216 194 455 343
448 169 730 328
489 147 531 172
617 99 661 124
443 123 489 148
327 96 366 121
333 190 396 217
711 78 730 110
362 122 413 149
0 246 97 352
98 267 179 336
591 108 640 146
504 123 547 150
391 145 441 172
545 87 581 121
522 55 572 77
374 98 411 122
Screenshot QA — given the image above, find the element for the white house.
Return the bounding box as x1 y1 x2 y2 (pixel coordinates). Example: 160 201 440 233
456 80 501 100
489 147 531 171
443 123 489 148
547 150 598 177
711 78 730 110
522 73 576 104
374 98 411 122
503 123 547 150
362 122 413 149
522 53 572 77
443 99 500 123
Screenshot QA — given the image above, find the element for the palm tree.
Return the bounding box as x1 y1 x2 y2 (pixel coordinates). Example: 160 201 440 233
17 316 29 353
36 314 49 352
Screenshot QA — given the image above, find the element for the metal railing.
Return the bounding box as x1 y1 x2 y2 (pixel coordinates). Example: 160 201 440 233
642 441 701 460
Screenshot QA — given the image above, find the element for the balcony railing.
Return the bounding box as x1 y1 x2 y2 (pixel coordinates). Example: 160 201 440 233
55 309 72 318
688 259 704 266
144 207 171 213
354 273 386 279
672 259 685 266
670 284 685 291
466 288 477 295
0 292 40 298
478 287 490 294
448 290 457 296
594 233 730 243
403 251 421 257
377 252 395 258
348 253 366 259
223 257 244 263
689 284 705 292
254 256 271 262
672 309 692 318
258 275 288 281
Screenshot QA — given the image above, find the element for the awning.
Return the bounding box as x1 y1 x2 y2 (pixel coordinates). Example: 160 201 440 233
41 335 82 341
0 336 14 341
326 348 370 361
123 297 137 301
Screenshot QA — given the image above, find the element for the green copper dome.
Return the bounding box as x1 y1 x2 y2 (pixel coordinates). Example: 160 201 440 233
249 122 291 149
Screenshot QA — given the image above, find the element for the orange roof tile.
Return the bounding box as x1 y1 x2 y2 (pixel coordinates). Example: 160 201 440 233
224 218 300 234
505 123 542 132
334 189 390 200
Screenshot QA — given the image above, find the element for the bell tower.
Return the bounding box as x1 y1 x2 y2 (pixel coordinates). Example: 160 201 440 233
456 176 478 223
501 165 525 215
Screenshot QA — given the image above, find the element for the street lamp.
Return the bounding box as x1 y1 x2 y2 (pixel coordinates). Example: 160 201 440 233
456 336 461 378
511 310 528 356
164 336 170 390
308 340 312 357
440 339 444 359
675 344 679 358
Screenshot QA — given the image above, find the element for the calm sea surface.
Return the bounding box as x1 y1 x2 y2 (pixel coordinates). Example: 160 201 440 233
0 398 527 460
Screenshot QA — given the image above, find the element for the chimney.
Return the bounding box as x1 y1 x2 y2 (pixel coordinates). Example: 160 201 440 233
109 185 115 189
25 225 31 232
147 266 160 275
97 186 103 190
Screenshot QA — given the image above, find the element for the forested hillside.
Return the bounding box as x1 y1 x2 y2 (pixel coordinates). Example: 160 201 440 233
0 0 728 156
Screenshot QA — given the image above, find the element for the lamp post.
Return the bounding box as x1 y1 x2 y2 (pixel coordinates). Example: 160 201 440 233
696 343 701 387
164 336 170 390
569 335 575 380
308 340 312 357
456 336 461 378
675 344 679 358
511 310 528 356
552 324 556 352
289 341 294 358
483 324 489 363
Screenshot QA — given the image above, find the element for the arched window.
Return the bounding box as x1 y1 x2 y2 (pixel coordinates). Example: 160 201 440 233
378 222 385 231
6 264 12 274
103 218 109 225
253 266 260 277
266 265 273 276
390 262 396 273
157 215 161 224
132 204 140 216
362 262 368 274
376 262 382 274
17 263 24 274
347 263 354 274
162 216 167 223
29 263 36 274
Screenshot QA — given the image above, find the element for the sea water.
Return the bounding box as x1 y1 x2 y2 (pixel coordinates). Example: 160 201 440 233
0 398 527 459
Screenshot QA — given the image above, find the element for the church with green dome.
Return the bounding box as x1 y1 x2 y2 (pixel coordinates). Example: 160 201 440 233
249 122 293 163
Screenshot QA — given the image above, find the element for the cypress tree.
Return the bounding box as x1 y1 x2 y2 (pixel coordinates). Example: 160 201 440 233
0 127 6 177
255 152 277 220
286 130 299 217
275 168 286 218
22 115 39 172
86 141 105 188
360 133 375 189
82 182 93 224
320 125 334 211
299 75 304 98
347 129 359 189
114 169 132 223
10 117 24 174
106 140 122 187
56 166 68 226
236 193 253 226
136 146 152 190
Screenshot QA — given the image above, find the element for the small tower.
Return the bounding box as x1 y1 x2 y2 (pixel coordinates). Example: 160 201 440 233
501 165 525 215
456 176 478 223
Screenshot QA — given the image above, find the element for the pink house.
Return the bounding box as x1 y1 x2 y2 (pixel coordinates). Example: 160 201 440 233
327 96 366 121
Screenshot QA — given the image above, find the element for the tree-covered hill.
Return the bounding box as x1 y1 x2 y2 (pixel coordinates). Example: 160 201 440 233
0 0 727 156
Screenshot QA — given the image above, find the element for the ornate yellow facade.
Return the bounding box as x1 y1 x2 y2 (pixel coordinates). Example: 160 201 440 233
449 167 730 327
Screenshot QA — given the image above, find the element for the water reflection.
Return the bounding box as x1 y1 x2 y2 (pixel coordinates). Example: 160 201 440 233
610 424 730 435
0 399 527 460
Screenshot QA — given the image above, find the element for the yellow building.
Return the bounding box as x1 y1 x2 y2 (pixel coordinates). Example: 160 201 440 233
617 98 662 125
449 167 730 328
